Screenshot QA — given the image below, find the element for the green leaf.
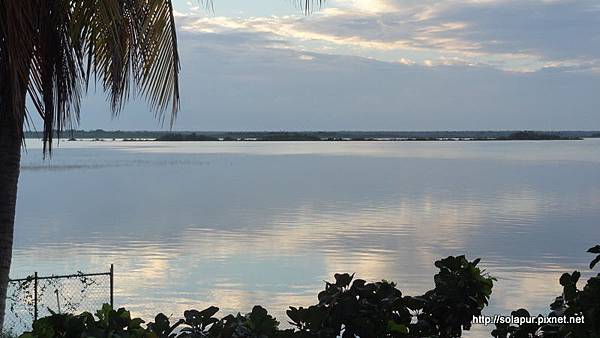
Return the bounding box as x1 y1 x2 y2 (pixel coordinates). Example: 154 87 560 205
387 320 409 334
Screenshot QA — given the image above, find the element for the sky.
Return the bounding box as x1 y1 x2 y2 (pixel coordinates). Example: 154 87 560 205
71 0 600 130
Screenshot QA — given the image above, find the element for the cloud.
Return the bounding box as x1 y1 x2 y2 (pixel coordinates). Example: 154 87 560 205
330 0 400 13
131 27 600 130
428 1 600 59
175 0 600 72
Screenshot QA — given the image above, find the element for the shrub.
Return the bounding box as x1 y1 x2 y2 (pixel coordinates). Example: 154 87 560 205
287 256 494 338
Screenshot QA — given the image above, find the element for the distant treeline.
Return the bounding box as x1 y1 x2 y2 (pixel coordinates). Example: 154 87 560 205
24 129 600 141
497 131 580 140
156 133 219 141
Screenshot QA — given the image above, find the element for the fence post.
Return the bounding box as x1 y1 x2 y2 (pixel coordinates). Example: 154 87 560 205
33 272 38 322
110 264 114 308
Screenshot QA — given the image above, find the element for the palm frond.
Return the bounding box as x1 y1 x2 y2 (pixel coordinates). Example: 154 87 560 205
137 0 180 124
4 0 181 152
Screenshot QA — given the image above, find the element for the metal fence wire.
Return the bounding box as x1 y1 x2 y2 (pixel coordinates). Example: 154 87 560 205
4 265 114 335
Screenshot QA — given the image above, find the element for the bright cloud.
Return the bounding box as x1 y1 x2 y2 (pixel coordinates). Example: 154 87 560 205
175 0 600 72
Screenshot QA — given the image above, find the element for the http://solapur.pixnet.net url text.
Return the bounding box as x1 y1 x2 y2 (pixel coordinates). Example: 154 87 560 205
472 315 585 326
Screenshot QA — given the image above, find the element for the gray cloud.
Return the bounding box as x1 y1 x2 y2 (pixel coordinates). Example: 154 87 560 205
178 0 600 71
431 0 600 60
69 27 600 131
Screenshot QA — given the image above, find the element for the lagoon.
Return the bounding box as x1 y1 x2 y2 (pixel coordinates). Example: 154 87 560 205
11 139 600 337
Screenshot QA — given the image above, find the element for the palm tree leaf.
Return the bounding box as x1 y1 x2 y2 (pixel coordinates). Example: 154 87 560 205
14 0 181 151
136 0 180 125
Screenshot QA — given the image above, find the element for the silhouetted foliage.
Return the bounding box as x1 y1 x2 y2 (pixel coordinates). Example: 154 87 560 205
257 133 322 141
156 133 218 141
287 256 494 338
499 131 579 141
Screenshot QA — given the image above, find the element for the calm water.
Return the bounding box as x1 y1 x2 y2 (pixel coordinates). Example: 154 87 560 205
11 139 600 336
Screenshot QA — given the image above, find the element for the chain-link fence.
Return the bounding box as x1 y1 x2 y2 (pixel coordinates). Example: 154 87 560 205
3 266 114 335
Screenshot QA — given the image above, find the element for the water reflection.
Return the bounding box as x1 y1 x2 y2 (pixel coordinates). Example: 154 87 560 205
12 139 600 337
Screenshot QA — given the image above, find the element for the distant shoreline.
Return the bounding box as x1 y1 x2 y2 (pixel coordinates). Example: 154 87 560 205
24 130 598 142
25 129 600 142
151 131 582 142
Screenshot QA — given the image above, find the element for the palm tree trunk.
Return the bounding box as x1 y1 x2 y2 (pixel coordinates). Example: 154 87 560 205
0 113 22 331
